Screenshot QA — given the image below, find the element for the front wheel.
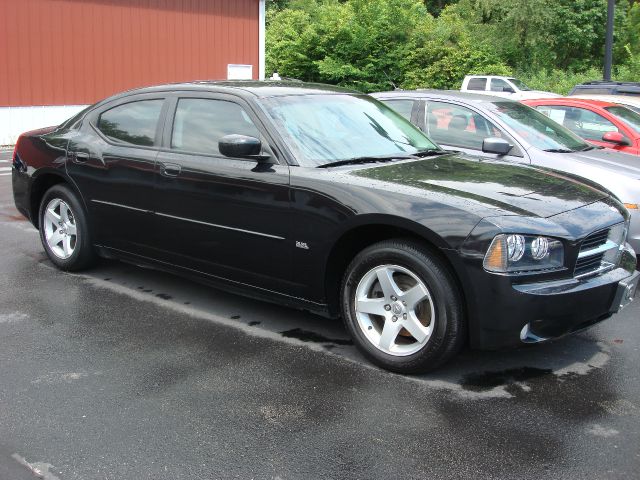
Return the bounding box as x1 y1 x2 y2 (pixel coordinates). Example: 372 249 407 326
341 239 465 373
38 184 95 271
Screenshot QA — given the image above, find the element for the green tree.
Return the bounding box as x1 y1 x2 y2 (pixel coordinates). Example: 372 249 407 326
402 10 511 89
267 0 429 91
266 0 640 94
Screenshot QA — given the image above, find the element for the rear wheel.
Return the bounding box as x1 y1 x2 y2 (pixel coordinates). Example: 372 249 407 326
38 184 95 271
341 239 465 373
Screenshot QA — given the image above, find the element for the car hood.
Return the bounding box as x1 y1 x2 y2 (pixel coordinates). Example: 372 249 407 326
351 153 608 218
559 148 640 176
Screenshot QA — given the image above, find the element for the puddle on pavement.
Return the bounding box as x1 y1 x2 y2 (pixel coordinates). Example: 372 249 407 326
461 366 553 391
0 213 27 222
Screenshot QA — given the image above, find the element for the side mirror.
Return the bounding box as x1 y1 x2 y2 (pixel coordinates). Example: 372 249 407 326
502 86 516 93
219 134 273 162
602 131 631 146
482 137 513 155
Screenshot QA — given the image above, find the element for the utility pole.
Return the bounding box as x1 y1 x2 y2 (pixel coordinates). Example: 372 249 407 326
603 0 615 81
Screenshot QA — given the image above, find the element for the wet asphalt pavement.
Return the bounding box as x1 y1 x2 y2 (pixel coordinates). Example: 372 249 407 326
1 149 639 479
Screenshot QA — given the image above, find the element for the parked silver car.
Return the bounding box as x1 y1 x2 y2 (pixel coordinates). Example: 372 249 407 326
371 90 640 254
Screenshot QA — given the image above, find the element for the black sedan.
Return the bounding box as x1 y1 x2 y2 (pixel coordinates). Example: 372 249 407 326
11 81 639 373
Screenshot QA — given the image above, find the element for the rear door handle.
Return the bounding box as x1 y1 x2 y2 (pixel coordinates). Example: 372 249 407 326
161 162 182 177
70 152 90 163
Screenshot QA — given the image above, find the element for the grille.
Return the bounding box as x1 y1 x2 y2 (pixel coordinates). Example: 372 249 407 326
574 227 611 277
574 252 606 277
580 229 609 251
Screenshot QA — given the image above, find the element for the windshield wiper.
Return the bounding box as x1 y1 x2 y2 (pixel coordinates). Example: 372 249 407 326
317 150 446 168
317 154 415 168
412 149 449 157
543 148 574 153
577 145 595 151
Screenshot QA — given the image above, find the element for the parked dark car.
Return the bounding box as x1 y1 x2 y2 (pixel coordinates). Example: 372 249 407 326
11 81 639 373
569 81 640 97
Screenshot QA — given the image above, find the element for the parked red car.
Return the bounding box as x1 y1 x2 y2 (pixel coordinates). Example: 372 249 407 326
522 98 640 156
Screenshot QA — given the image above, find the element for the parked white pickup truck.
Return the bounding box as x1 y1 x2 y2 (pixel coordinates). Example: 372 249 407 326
460 75 560 100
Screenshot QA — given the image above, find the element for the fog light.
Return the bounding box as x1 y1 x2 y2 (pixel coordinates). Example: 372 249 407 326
531 236 549 260
506 234 525 262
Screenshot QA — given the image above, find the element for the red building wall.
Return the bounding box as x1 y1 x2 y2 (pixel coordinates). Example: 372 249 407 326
0 0 260 107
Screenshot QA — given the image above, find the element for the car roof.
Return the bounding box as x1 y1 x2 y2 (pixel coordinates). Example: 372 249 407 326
576 80 640 86
571 94 640 106
370 89 509 104
107 80 360 101
569 81 640 95
464 75 513 79
522 97 618 108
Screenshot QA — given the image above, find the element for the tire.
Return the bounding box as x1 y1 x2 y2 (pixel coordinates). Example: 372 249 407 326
340 239 465 374
38 184 95 271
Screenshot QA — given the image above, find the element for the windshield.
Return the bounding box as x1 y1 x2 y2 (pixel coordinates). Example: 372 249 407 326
605 105 640 132
261 94 438 167
508 78 531 91
489 101 590 151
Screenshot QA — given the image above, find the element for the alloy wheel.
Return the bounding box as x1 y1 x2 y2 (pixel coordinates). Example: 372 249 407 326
354 264 435 356
43 198 77 259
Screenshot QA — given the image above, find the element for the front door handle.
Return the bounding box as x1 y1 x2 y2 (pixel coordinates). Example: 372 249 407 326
161 163 182 177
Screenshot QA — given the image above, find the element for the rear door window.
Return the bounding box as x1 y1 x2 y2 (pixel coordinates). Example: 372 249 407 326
171 98 261 156
379 99 415 120
467 78 487 91
97 100 164 146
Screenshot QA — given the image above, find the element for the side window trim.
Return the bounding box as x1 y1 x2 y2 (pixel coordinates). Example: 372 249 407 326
89 95 169 150
160 92 283 164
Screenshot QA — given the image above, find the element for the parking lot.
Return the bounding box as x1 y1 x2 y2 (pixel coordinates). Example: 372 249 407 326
0 149 639 480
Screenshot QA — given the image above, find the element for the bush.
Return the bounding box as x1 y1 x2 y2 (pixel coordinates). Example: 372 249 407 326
516 68 603 95
401 11 512 90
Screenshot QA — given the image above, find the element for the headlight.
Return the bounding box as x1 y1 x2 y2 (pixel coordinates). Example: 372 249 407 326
484 234 564 273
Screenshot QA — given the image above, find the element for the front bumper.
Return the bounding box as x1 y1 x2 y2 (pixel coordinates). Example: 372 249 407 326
466 244 638 350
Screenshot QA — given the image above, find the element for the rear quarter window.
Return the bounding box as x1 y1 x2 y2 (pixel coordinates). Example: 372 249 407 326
97 100 164 147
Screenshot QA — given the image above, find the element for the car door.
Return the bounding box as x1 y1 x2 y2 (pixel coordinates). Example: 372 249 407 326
66 94 168 256
152 93 292 292
420 100 528 163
